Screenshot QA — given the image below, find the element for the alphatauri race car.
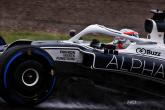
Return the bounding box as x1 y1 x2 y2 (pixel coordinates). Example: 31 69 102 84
0 9 165 106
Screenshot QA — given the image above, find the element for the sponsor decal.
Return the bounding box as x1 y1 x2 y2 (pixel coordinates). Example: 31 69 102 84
95 55 165 80
46 49 83 63
56 50 76 61
136 48 161 56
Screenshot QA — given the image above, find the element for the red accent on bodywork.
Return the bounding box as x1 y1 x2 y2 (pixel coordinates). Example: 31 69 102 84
123 31 138 35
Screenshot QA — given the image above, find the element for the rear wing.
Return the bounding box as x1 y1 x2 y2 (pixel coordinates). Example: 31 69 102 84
68 24 156 45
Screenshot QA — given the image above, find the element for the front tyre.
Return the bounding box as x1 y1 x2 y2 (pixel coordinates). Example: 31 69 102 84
0 46 56 106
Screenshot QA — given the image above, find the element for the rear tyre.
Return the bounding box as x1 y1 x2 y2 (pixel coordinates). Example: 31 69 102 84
0 46 56 106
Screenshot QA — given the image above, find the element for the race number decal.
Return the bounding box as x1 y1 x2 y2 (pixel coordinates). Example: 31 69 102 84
46 49 83 63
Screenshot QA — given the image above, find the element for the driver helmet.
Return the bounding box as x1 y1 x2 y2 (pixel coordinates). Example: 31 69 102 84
113 29 139 49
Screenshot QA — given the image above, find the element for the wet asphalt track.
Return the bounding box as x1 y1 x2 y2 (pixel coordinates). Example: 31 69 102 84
0 97 165 110
1 83 165 110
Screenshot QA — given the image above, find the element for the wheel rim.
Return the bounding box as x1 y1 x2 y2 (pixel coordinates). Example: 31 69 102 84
21 68 39 87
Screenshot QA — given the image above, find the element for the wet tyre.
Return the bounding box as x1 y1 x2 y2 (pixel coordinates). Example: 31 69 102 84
0 45 56 106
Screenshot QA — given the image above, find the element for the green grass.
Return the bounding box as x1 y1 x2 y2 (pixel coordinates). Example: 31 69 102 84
0 31 69 43
83 35 113 43
0 31 113 44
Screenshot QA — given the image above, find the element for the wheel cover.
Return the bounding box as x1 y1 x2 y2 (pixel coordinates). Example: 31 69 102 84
21 68 39 87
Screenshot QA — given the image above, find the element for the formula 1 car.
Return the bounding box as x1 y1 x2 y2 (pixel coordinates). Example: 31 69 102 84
0 9 165 106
